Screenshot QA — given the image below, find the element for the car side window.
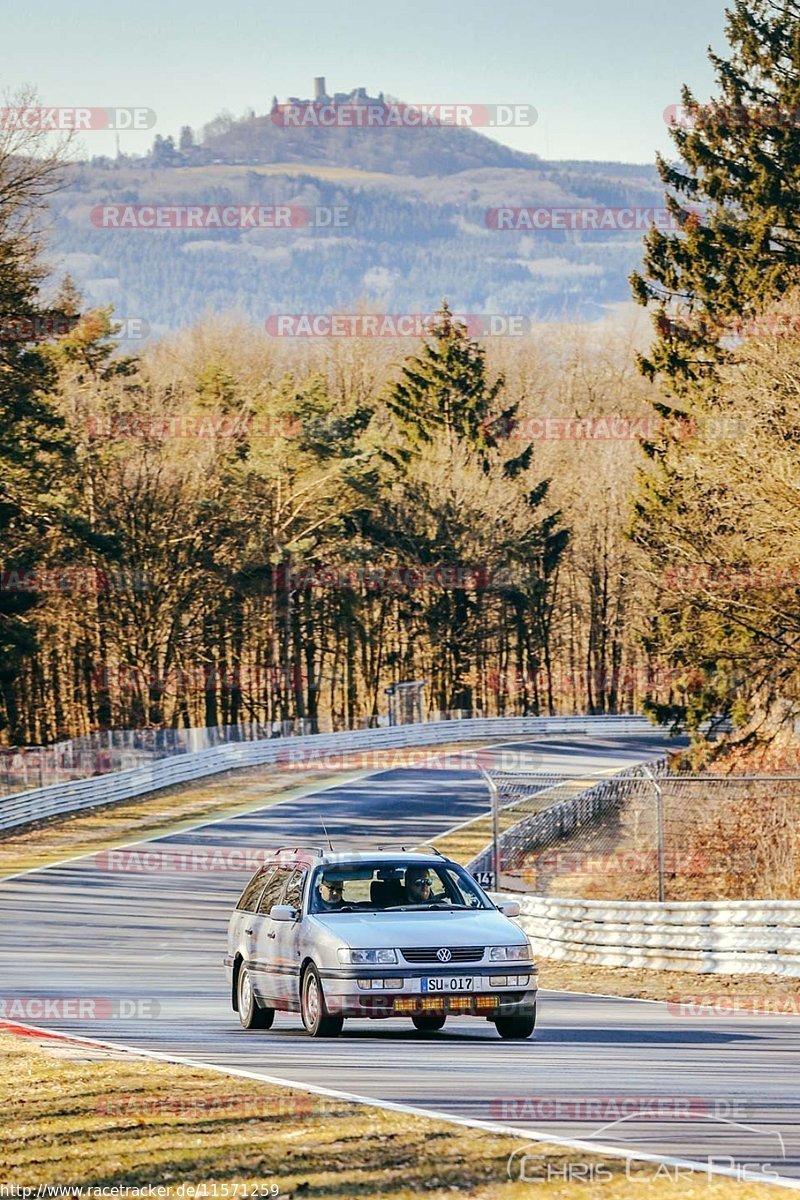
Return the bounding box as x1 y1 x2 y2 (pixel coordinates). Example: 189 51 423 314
257 866 293 915
281 869 306 911
236 866 273 913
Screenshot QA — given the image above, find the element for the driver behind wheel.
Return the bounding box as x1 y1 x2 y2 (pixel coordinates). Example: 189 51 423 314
317 876 344 910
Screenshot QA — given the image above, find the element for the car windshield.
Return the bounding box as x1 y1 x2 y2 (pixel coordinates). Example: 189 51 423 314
308 860 491 914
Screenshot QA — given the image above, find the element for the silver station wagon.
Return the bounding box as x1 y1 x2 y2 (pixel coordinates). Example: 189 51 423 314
224 847 538 1039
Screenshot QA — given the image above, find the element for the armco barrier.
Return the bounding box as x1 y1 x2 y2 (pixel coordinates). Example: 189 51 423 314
516 894 800 977
0 715 653 833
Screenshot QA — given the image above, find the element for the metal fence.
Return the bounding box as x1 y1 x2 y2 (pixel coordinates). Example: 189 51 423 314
470 764 800 973
470 764 800 903
0 708 502 800
0 714 654 833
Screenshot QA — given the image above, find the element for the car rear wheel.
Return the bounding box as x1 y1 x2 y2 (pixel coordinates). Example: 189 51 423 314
494 1003 536 1040
237 964 274 1030
301 965 343 1038
412 1014 446 1032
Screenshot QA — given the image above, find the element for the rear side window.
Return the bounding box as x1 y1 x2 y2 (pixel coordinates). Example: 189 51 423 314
236 867 272 913
257 866 294 915
282 869 307 911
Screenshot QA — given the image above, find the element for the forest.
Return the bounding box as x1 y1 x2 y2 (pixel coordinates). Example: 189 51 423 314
4 0 800 751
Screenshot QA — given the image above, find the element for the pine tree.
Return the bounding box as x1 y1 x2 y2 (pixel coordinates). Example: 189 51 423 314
0 135 75 740
378 305 567 713
384 302 516 461
631 0 800 394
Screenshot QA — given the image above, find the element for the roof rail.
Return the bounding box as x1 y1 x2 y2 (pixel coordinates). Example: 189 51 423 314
269 845 325 856
421 845 448 858
375 842 450 857
373 842 447 853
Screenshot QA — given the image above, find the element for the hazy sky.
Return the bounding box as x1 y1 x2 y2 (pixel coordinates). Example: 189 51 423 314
3 0 729 163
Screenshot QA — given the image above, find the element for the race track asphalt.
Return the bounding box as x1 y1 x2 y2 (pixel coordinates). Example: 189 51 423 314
1 733 797 1186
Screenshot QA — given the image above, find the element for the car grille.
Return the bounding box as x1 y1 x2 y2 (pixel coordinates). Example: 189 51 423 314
400 946 485 963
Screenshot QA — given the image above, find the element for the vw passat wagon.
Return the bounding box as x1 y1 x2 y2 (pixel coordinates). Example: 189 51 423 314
224 848 537 1039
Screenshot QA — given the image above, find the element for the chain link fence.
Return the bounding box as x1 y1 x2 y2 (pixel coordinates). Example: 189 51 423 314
473 764 800 902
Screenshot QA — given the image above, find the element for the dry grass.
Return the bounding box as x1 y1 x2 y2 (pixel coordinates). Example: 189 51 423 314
539 958 800 1004
0 1028 782 1197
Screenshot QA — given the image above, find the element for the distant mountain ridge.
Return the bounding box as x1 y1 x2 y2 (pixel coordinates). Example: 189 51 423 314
55 86 663 334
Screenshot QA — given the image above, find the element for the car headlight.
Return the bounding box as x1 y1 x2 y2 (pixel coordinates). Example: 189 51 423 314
489 944 531 962
337 947 398 965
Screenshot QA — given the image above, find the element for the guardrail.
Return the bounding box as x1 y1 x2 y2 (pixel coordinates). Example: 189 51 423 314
1 710 490 797
516 894 800 977
0 715 654 833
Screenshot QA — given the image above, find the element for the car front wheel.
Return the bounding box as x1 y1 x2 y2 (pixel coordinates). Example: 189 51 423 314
237 963 274 1030
301 965 344 1038
494 1003 536 1040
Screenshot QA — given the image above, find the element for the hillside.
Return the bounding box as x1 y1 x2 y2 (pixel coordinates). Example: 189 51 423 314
47 102 662 334
199 108 541 176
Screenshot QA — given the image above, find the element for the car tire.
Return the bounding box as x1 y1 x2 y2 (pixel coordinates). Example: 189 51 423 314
237 963 274 1030
494 1003 536 1040
412 1014 446 1032
301 965 344 1038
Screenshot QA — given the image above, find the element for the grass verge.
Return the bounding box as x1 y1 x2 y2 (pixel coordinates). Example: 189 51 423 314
539 958 800 1005
0 1027 782 1197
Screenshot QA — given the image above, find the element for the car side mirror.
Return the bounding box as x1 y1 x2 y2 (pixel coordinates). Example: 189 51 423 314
496 899 520 918
270 904 299 922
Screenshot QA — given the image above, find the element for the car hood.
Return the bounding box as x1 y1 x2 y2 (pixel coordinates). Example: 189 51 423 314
312 908 526 949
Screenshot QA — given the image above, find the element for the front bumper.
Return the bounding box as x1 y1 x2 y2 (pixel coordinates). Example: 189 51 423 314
319 965 538 1020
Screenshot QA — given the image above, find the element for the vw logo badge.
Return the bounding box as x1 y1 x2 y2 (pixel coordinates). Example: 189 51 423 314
436 947 452 962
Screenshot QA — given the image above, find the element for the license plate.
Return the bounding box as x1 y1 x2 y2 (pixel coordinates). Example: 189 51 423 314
421 975 474 993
